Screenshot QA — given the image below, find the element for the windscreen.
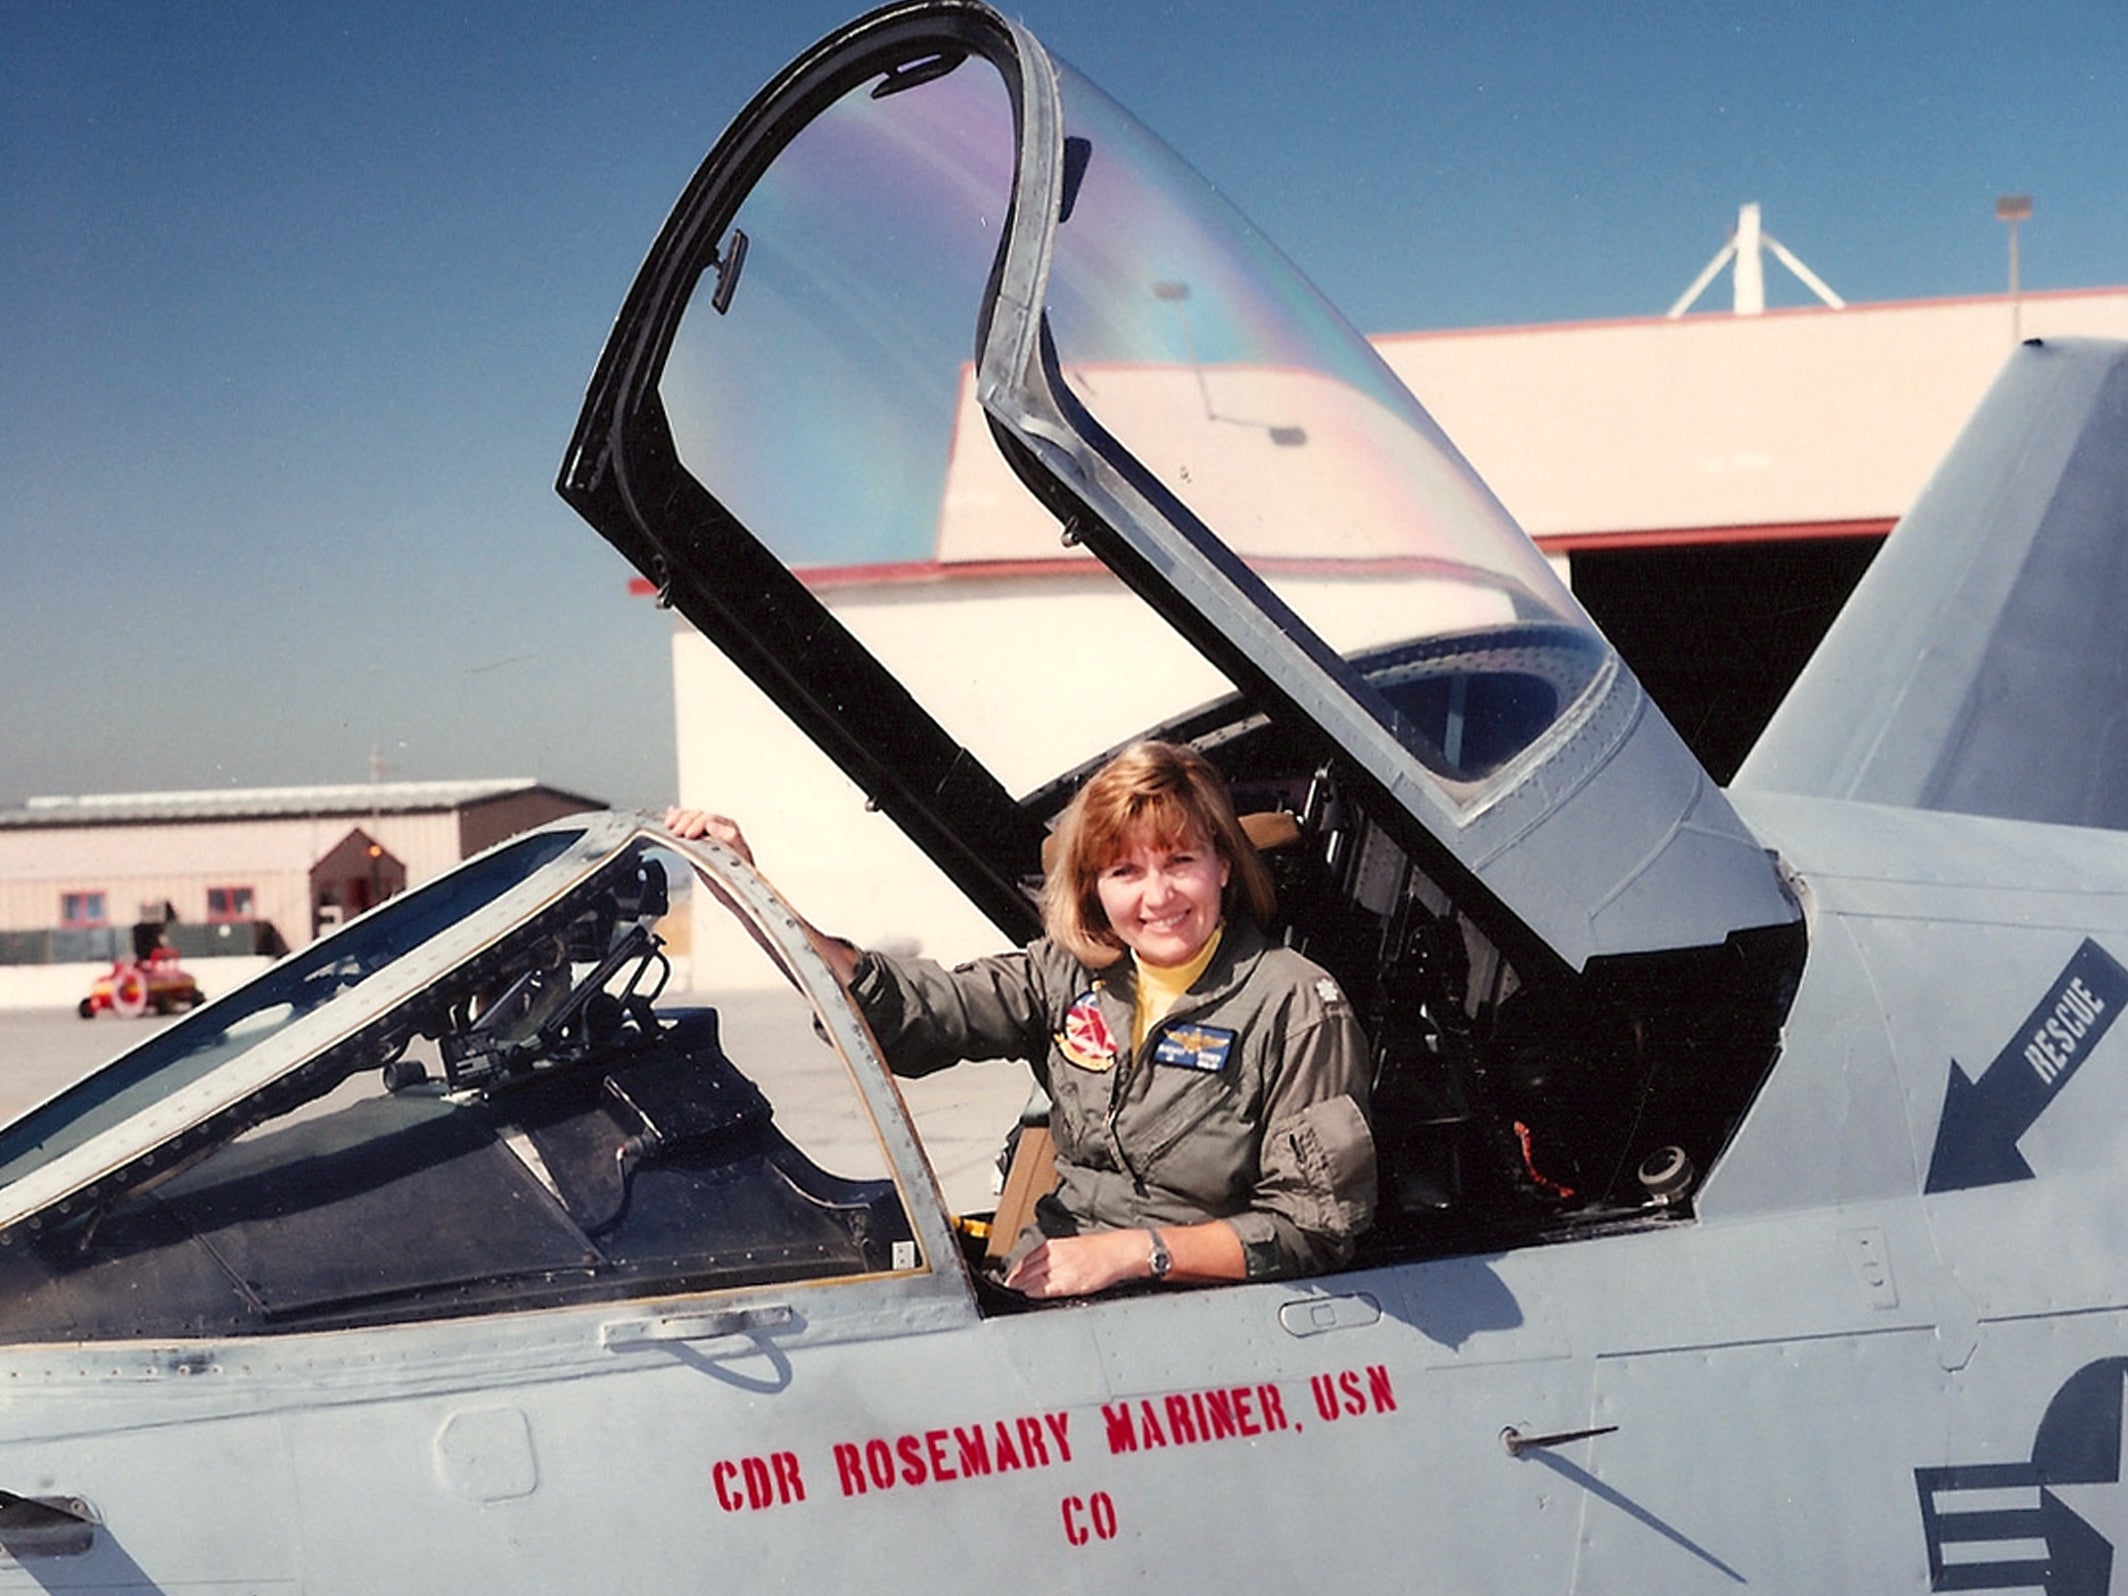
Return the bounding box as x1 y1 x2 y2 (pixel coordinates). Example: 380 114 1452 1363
0 826 927 1336
0 829 582 1194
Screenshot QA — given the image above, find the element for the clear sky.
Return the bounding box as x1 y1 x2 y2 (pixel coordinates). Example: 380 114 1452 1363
6 1 2123 811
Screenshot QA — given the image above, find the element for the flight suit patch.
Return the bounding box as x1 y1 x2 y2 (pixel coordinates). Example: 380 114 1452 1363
1154 1024 1235 1073
1058 989 1118 1071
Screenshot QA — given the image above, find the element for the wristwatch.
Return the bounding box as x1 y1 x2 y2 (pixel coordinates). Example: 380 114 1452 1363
1146 1228 1173 1280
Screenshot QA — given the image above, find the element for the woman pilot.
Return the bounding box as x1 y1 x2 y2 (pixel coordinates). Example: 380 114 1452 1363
668 740 1375 1298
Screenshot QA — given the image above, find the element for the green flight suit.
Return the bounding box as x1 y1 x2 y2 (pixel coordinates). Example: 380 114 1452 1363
850 918 1376 1279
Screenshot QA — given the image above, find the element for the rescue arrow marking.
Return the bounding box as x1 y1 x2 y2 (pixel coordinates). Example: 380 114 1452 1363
1925 939 2128 1195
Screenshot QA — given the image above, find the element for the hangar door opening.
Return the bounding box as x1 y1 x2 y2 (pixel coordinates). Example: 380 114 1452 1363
1570 534 1886 785
310 827 407 939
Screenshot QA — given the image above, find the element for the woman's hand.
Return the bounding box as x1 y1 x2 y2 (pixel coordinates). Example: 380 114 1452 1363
663 808 754 866
1003 1220 1247 1297
666 809 861 983
1004 1231 1150 1298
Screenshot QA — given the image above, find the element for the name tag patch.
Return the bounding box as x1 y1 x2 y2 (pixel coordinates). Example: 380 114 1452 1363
1154 1024 1235 1073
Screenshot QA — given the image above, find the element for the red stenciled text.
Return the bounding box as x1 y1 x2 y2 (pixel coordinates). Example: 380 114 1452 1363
712 1451 806 1513
1062 1491 1119 1546
1308 1364 1398 1423
832 1411 1074 1497
1101 1381 1291 1454
714 1365 1401 1521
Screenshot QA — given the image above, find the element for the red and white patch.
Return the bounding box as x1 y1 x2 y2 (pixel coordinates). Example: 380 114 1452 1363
1058 990 1118 1071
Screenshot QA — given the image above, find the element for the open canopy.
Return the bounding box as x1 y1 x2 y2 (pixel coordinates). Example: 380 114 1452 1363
559 0 1795 975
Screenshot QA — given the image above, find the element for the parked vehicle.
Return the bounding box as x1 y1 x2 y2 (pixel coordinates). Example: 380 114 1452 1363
77 948 203 1019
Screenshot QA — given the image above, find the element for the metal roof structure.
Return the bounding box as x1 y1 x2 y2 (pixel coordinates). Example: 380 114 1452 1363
0 779 600 830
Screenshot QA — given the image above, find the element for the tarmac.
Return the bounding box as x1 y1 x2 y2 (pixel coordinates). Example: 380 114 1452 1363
0 995 1030 1217
0 1003 169 1116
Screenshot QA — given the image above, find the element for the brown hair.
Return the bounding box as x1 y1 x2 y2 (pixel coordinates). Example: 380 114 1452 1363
1040 741 1277 965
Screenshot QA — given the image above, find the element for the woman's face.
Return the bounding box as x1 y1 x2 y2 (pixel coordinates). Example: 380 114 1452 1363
1094 823 1229 968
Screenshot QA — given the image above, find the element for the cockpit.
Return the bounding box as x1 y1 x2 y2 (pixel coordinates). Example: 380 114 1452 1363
0 799 1794 1343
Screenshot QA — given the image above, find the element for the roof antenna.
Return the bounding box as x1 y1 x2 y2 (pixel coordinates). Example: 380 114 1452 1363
1667 202 1845 317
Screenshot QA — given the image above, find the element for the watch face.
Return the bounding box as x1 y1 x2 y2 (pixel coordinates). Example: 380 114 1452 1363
1148 1231 1172 1276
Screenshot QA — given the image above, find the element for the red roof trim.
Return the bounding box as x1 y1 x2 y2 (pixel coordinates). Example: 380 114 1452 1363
1535 518 1895 553
626 521 1899 594
629 525 1898 600
791 524 1898 584
798 559 1094 590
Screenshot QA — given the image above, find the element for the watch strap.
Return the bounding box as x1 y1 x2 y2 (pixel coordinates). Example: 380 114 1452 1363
1146 1227 1173 1279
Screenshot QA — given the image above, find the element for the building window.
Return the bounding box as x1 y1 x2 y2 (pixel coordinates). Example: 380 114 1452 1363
207 885 256 922
61 891 108 928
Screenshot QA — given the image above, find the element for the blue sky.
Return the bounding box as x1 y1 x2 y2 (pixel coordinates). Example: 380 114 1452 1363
5 1 2123 810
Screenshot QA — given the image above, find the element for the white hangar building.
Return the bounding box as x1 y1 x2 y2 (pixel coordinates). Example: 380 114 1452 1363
670 286 2128 974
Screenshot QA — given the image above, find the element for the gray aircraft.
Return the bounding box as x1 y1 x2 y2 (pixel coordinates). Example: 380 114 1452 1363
5 2 2128 1589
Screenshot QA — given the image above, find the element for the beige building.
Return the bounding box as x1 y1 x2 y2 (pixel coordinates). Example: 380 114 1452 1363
0 779 599 970
671 287 2128 972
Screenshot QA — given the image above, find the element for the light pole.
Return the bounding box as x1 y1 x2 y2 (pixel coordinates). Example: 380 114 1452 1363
1996 193 2032 342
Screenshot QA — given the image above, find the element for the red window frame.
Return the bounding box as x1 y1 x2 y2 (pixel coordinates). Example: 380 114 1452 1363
61 891 108 928
206 885 257 923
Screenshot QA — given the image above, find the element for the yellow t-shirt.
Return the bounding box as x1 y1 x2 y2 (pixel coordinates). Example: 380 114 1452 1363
1130 925 1224 1052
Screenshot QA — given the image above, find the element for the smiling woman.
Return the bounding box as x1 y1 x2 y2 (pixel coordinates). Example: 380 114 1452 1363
678 740 1377 1300
1092 834 1226 969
